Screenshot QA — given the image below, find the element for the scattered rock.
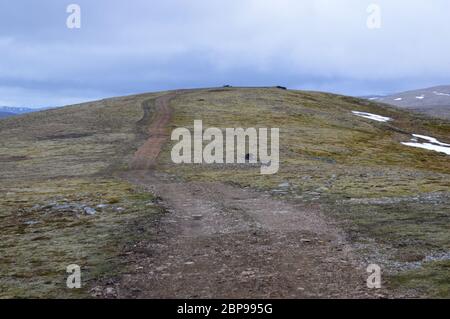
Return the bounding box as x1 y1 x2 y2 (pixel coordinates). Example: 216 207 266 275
105 287 116 297
83 206 97 215
42 202 57 210
53 204 72 210
24 220 39 225
31 201 108 216
90 286 103 297
240 270 256 277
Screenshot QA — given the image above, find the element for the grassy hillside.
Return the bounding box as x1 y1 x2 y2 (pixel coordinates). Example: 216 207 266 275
0 92 167 298
0 87 449 297
158 88 450 297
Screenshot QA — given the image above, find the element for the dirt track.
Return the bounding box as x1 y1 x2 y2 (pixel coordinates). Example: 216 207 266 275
129 93 177 170
117 92 388 298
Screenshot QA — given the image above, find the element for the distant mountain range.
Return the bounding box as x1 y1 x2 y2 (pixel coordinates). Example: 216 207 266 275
364 85 450 119
0 106 46 119
0 111 14 119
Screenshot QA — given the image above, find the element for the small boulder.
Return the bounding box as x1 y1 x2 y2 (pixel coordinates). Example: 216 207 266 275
24 220 39 226
83 206 97 215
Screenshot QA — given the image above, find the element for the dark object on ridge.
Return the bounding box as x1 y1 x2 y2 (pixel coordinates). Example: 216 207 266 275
223 85 232 88
276 86 287 90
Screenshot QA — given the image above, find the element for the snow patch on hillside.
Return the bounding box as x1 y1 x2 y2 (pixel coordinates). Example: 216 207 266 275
352 111 392 122
402 134 450 155
412 134 450 147
433 91 450 96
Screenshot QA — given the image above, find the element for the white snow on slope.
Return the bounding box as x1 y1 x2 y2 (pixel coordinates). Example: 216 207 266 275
352 111 391 122
402 134 450 155
412 134 450 147
402 142 450 155
394 98 403 101
433 91 450 96
416 95 425 100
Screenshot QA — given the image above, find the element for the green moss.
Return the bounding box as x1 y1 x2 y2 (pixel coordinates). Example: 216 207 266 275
389 261 450 298
0 177 162 298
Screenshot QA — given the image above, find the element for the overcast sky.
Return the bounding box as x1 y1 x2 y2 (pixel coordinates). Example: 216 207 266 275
1 0 450 108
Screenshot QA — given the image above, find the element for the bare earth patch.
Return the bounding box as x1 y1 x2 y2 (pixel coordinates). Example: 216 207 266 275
117 171 390 298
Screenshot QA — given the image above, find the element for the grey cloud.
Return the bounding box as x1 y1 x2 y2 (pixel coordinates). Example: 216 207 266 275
1 0 450 107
